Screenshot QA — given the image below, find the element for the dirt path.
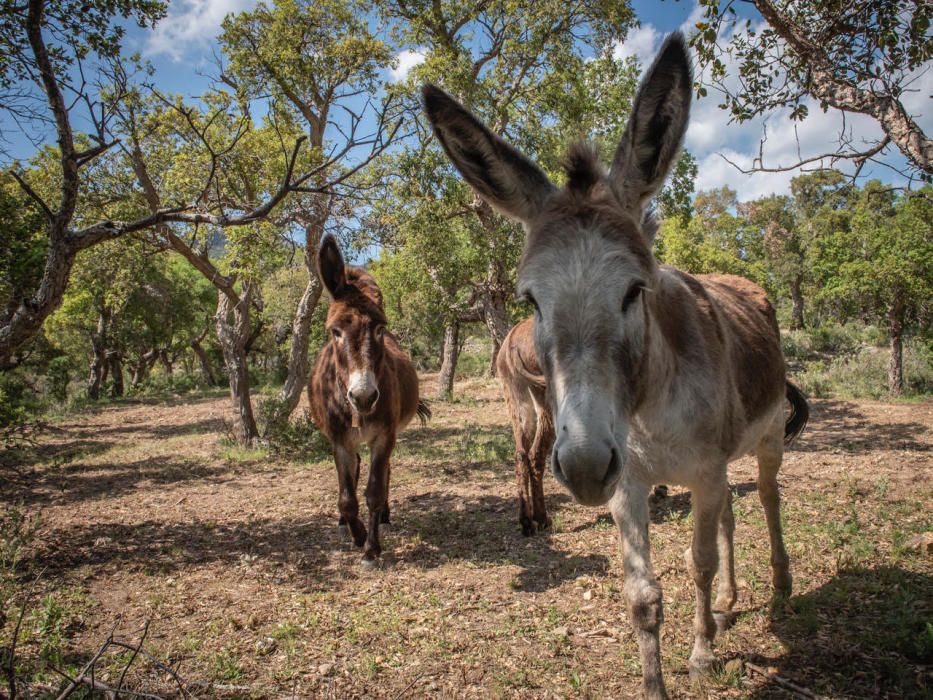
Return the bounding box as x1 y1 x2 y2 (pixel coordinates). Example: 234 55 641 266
3 376 931 698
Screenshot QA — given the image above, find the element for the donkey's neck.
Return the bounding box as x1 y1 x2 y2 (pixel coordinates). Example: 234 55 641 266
636 269 709 421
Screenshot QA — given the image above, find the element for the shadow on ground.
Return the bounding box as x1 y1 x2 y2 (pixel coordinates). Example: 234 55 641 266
390 490 610 592
794 400 930 453
745 564 932 698
29 511 342 590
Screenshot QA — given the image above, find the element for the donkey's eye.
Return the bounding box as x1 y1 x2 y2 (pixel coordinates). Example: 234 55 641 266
622 283 645 313
331 328 342 340
373 324 386 340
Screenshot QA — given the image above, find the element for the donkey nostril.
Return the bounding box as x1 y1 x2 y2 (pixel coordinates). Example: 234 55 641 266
603 448 622 487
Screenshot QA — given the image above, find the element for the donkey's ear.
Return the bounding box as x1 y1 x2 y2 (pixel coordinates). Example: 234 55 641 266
318 235 346 298
609 32 692 213
422 84 554 223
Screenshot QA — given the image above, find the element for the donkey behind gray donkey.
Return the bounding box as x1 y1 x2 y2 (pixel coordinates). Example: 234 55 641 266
423 32 809 699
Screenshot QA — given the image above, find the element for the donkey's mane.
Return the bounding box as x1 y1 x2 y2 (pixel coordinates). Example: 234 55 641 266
338 267 387 323
562 142 604 195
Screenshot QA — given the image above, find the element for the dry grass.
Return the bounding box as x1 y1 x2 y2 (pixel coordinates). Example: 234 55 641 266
2 374 931 698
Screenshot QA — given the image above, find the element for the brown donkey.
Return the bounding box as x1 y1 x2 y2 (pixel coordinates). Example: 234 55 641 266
497 316 553 536
424 32 808 698
308 236 429 566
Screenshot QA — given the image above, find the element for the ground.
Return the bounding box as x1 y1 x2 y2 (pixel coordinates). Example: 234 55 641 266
2 374 931 698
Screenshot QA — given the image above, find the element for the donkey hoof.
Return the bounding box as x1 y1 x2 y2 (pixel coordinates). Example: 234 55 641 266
713 611 737 634
688 654 717 681
773 570 793 598
520 517 536 537
360 554 382 569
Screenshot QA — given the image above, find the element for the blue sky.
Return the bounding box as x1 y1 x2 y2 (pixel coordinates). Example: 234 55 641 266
9 0 932 202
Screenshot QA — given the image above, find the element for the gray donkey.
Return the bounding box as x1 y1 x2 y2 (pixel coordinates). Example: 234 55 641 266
423 32 808 699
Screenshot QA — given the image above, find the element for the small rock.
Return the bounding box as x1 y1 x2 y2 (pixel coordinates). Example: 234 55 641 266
255 637 277 656
553 626 569 638
582 590 593 601
318 663 334 676
905 532 933 556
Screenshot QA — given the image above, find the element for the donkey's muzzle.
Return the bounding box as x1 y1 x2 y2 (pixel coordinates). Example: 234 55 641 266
347 370 380 414
348 386 379 413
551 441 621 506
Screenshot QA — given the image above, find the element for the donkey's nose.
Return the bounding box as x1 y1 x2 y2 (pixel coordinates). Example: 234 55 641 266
349 386 378 412
552 439 621 506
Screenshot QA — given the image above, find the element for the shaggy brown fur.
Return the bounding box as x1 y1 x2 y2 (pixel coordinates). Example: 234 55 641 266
308 237 428 565
496 317 553 535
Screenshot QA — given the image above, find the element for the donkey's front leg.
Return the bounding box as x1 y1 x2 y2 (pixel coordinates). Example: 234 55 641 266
610 477 667 700
684 472 727 676
335 444 367 547
362 432 395 565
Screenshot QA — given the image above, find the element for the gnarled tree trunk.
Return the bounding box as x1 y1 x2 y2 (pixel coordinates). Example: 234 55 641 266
191 335 216 386
86 309 110 400
107 350 124 398
789 275 806 330
887 292 905 396
436 319 460 400
216 283 259 444
276 207 328 420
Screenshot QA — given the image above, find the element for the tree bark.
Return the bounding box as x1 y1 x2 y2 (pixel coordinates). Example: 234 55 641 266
789 275 806 330
158 349 174 378
191 337 216 386
753 0 933 174
216 283 259 443
480 264 512 378
276 209 327 418
107 350 124 398
130 349 158 388
86 309 110 400
436 319 460 400
887 293 905 396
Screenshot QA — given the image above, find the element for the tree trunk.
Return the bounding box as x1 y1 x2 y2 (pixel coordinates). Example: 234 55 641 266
107 350 124 398
789 275 806 330
276 213 327 418
191 338 216 386
86 309 110 400
158 349 173 378
0 234 78 370
130 349 158 388
216 284 259 444
887 294 905 396
481 283 511 377
436 319 460 400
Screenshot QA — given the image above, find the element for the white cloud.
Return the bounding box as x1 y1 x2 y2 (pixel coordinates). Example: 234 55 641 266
612 24 660 67
146 0 256 60
390 49 427 82
611 3 918 201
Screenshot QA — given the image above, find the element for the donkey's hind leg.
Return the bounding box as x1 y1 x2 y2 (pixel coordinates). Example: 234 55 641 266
714 485 737 613
505 388 538 535
756 411 792 597
528 391 554 532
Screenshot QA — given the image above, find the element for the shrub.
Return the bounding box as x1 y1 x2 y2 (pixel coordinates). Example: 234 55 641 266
257 396 331 461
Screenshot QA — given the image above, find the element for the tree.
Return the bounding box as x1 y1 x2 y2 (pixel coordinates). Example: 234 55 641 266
692 0 933 179
0 0 367 376
371 0 638 383
219 0 398 420
813 182 933 394
657 186 767 286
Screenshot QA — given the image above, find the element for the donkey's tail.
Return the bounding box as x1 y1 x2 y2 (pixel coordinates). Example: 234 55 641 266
784 381 809 445
416 399 432 426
